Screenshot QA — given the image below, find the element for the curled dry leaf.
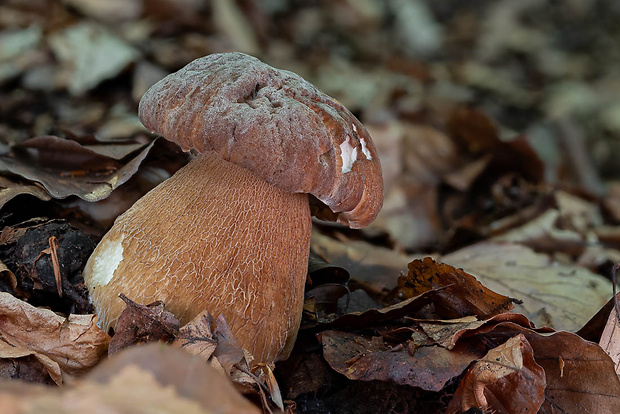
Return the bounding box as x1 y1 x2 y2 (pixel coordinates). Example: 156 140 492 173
0 175 51 208
0 338 61 385
465 320 620 412
415 312 620 411
0 292 110 380
396 257 516 319
599 295 620 374
172 310 218 360
318 329 484 392
316 288 437 330
414 313 541 350
442 242 613 331
447 334 546 414
174 312 284 412
0 135 156 202
0 343 260 414
529 330 620 413
446 106 544 184
491 209 584 255
108 294 180 355
310 229 415 295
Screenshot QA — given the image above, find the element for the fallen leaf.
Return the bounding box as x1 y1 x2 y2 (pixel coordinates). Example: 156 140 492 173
305 253 351 318
415 313 543 350
0 175 51 209
599 299 620 375
172 310 218 360
529 330 620 413
447 334 546 414
446 106 544 183
0 292 109 380
48 22 139 95
468 320 620 412
442 242 613 331
0 135 157 202
310 229 415 295
63 0 143 23
314 289 436 330
555 190 603 233
491 209 584 255
210 314 284 412
0 343 260 414
108 294 180 355
319 329 484 392
396 257 516 319
0 339 60 385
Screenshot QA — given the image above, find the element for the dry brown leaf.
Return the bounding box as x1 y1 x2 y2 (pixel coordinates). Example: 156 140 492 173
0 343 260 414
310 229 415 294
0 135 156 202
413 311 620 411
448 334 545 413
0 292 109 380
414 313 541 350
316 288 436 330
367 123 461 250
491 209 584 255
442 242 613 331
108 294 180 355
414 316 485 349
599 300 620 375
466 320 620 412
555 190 603 233
528 330 620 413
0 338 61 385
447 107 544 183
49 22 138 95
0 175 51 209
172 310 218 360
319 329 484 392
210 314 284 411
397 257 516 319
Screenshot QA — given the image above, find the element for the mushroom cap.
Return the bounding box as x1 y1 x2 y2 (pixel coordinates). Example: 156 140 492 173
138 52 382 228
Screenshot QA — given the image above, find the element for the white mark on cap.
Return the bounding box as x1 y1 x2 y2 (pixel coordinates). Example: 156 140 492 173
339 136 358 174
352 123 372 160
360 137 372 160
90 233 125 286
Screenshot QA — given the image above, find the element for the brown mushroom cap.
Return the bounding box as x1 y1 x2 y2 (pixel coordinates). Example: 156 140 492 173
138 52 382 228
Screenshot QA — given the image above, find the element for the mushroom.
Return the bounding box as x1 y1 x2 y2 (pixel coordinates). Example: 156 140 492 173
83 52 383 363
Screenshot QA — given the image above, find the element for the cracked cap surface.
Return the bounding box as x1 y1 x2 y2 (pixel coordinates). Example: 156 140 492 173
138 52 382 228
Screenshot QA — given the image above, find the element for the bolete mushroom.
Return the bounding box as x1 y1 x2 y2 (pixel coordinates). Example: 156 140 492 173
83 52 383 363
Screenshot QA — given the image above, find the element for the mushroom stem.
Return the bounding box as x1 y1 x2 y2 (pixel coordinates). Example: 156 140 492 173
84 151 311 362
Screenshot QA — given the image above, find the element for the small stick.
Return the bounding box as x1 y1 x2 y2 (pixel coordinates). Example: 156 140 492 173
47 236 62 298
612 263 620 322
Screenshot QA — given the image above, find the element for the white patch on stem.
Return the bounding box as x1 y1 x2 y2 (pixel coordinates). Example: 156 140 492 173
90 233 124 286
339 136 357 173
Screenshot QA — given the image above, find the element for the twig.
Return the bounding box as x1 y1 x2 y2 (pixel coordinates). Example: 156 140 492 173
612 263 620 322
47 236 62 298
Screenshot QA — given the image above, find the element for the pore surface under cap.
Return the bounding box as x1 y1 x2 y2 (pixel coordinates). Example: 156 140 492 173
138 52 382 228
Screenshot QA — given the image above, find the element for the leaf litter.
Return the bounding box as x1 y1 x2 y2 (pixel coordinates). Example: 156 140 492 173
2 1 620 413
